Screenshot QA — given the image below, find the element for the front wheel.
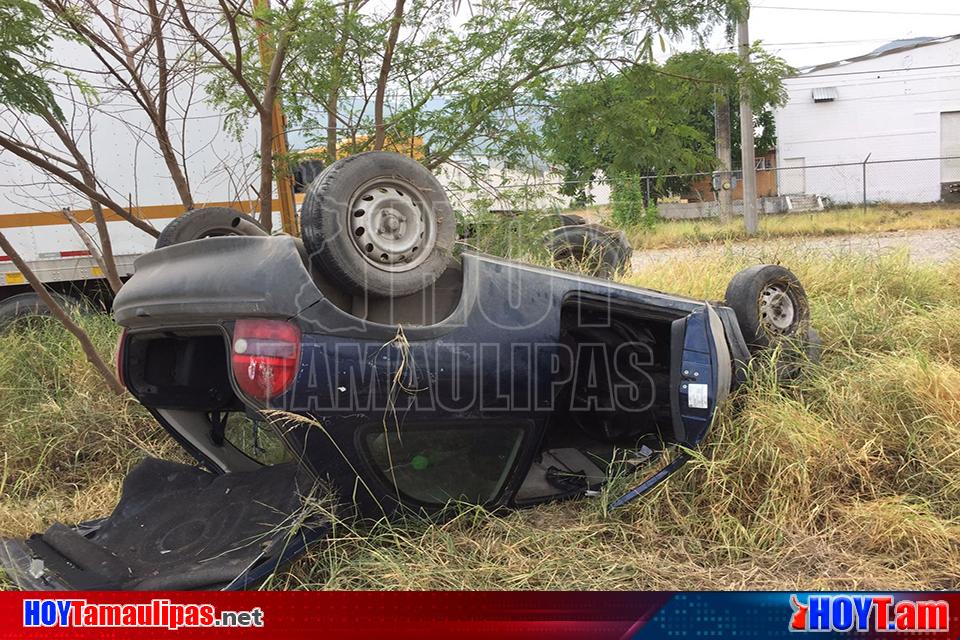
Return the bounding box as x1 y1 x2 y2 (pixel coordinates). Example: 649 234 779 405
725 264 810 351
547 224 632 279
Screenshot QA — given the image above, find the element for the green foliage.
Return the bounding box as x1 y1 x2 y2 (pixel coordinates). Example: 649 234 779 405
274 0 744 171
465 209 555 263
542 48 792 196
609 175 659 228
0 0 62 119
204 0 318 140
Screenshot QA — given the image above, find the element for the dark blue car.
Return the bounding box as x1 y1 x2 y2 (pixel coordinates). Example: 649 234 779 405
0 153 816 591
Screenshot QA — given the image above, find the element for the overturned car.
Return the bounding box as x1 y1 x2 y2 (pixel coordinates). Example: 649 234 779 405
0 152 816 590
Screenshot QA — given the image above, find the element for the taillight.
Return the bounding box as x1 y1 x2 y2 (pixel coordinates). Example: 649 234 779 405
231 319 301 403
115 329 127 387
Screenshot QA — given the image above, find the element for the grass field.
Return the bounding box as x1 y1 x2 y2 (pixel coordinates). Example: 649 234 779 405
567 204 960 250
2 248 960 590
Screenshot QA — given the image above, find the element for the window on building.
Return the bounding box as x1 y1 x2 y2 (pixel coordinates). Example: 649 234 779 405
811 87 838 103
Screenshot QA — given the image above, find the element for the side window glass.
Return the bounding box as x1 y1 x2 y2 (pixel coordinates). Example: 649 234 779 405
363 425 524 505
224 413 295 466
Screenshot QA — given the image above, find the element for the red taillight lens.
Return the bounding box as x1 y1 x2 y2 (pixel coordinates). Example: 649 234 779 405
115 329 127 387
231 319 301 403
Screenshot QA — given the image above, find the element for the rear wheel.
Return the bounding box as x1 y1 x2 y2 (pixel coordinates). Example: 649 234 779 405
300 152 456 298
155 207 267 249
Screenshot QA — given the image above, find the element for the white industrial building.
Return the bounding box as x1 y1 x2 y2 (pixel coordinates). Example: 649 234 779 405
775 34 960 204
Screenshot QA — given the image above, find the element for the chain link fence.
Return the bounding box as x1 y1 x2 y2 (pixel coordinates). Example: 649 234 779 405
440 156 960 223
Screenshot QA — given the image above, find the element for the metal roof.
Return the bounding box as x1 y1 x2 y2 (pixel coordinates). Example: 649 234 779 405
794 32 960 76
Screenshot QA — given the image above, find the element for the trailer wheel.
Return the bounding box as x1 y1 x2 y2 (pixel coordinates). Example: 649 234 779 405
0 292 84 331
155 207 267 249
547 223 632 278
300 152 456 298
725 264 810 351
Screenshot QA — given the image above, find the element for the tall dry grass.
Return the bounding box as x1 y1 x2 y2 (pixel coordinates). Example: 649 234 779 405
278 249 960 590
2 248 959 590
598 205 960 250
0 315 181 540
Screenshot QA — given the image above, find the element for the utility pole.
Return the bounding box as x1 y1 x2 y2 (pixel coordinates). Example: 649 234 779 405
714 95 734 223
738 6 759 234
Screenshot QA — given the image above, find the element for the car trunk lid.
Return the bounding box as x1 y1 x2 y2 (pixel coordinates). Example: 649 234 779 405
0 458 325 590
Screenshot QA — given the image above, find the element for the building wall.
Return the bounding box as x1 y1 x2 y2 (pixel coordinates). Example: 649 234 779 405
775 37 960 203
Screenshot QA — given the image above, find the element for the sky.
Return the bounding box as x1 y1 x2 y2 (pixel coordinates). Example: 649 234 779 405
691 0 960 69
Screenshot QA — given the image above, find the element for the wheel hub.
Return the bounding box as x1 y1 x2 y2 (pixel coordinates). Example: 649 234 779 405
759 283 796 331
760 284 796 333
348 179 435 272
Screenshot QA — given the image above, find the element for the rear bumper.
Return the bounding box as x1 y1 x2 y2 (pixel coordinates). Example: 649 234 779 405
112 236 322 328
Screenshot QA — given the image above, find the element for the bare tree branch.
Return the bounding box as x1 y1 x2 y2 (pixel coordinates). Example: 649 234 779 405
0 132 160 237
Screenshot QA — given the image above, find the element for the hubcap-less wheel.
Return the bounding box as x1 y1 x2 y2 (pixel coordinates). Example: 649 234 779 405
759 283 796 332
348 178 435 272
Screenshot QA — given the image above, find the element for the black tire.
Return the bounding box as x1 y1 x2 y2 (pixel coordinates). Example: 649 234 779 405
725 264 810 350
0 292 83 331
556 213 587 227
300 152 456 298
155 207 267 249
547 223 633 279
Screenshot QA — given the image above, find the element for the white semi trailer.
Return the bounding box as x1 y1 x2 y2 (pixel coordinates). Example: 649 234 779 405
0 35 290 324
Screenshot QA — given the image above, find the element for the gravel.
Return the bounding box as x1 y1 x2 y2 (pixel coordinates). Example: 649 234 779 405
631 229 960 271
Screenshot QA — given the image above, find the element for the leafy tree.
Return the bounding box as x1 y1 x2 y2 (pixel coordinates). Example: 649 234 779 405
0 0 62 118
181 0 317 228
541 47 791 203
274 0 748 174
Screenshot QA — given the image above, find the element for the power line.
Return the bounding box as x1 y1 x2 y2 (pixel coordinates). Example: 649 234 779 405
796 62 960 78
755 5 960 17
765 39 896 46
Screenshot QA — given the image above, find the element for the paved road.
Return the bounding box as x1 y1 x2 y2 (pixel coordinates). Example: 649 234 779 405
631 229 960 271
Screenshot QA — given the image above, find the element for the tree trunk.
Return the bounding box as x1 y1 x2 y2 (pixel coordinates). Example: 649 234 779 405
45 113 124 293
0 231 125 395
326 7 352 163
715 95 734 224
146 0 194 210
737 14 759 235
84 198 124 294
373 0 406 150
62 208 123 294
258 108 274 230
326 93 340 163
154 121 194 210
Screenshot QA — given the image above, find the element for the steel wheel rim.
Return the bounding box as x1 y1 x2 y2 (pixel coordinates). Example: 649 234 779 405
759 282 796 332
348 177 436 272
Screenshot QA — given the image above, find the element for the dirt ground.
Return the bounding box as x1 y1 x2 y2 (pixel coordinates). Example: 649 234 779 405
631 228 960 270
